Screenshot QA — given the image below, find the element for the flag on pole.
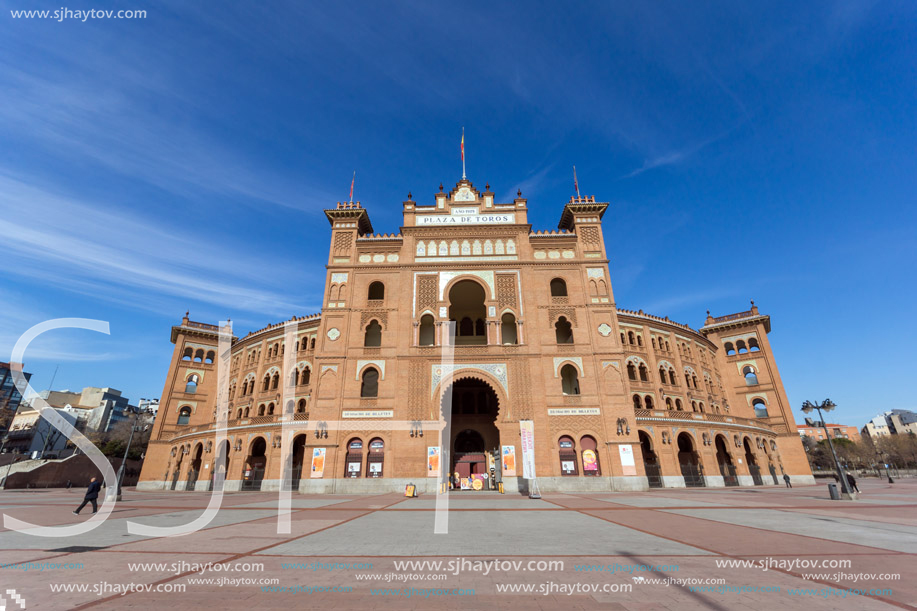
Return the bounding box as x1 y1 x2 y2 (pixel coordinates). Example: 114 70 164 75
573 165 580 198
349 171 355 203
461 128 466 178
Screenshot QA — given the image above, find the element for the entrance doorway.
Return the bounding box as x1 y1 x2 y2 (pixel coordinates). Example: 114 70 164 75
187 444 203 491
639 431 663 488
285 435 306 491
744 438 763 485
677 433 705 487
715 435 739 486
242 437 266 491
444 377 500 490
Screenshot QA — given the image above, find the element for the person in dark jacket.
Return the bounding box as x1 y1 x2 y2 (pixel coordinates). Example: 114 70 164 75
783 473 792 488
846 472 860 493
73 477 102 514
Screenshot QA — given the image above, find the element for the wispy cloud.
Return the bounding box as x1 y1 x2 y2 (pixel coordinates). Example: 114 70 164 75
0 172 311 317
619 128 735 179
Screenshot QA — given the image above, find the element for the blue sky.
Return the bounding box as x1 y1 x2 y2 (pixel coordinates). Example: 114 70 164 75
1 1 915 427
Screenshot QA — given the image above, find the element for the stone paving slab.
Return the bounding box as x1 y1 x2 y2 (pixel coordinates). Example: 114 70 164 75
256 509 713 557
1 480 915 610
384 497 559 509
664 507 917 553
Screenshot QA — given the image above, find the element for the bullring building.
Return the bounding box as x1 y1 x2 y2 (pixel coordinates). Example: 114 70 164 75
138 177 814 493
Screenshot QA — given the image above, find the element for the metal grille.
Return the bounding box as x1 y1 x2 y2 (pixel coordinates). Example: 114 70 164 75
680 463 706 487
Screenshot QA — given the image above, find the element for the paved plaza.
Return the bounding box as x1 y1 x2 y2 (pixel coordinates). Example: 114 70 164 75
1 479 915 610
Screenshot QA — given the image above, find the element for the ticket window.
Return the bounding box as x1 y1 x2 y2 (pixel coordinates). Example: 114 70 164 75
559 436 578 476
367 438 384 478
346 438 363 478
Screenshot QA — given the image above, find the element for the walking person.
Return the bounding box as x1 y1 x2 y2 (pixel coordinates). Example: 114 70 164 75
73 477 102 515
783 473 792 488
846 472 860 493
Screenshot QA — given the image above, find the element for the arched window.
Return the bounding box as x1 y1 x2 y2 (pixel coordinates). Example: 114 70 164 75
310 338 316 350
185 374 199 394
271 373 280 390
752 399 769 418
361 368 379 398
346 438 364 478
364 320 382 347
301 367 311 385
620 332 626 344
560 364 580 395
668 370 676 385
675 399 683 411
737 340 748 354
297 399 307 413
638 364 649 382
182 348 192 361
241 380 248 396
633 394 642 409
698 402 705 413
268 402 275 415
724 342 736 356
636 335 643 347
459 317 474 336
550 278 567 297
692 375 698 389
665 398 673 410
644 395 654 409
194 349 204 362
665 340 670 351
475 318 485 336
691 401 698 412
659 367 667 383
555 317 573 344
258 404 265 416
262 375 271 391
244 407 250 417
177 406 191 425
501 313 517 344
628 331 635 345
651 337 657 349
749 338 760 352
627 362 637 381
559 436 577 475
685 372 691 387
743 366 758 386
236 409 243 419
419 314 435 346
368 281 385 300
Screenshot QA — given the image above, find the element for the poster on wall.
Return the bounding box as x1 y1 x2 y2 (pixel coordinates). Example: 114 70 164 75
501 445 517 476
310 448 326 479
520 420 536 480
618 444 637 475
427 446 440 477
582 449 598 472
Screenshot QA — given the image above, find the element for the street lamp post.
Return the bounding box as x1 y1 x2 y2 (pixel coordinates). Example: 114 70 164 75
876 450 894 484
801 399 852 496
116 417 147 501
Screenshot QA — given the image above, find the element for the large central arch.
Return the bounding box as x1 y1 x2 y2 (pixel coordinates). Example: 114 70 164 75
440 375 501 489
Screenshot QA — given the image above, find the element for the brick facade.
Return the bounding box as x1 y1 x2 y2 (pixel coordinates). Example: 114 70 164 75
138 178 814 493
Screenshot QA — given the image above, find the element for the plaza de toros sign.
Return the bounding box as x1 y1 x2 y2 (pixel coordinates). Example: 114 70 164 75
416 208 515 226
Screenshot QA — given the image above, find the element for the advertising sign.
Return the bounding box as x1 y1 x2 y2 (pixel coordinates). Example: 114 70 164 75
582 449 598 472
310 448 325 479
520 420 536 480
501 445 517 476
618 444 637 476
427 446 440 477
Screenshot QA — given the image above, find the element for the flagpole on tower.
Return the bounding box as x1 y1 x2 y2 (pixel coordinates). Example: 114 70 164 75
461 127 466 179
573 165 580 199
349 170 355 204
